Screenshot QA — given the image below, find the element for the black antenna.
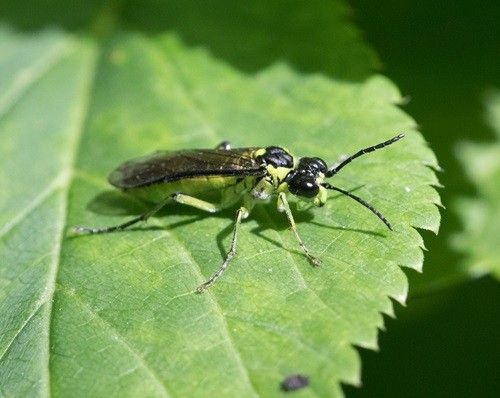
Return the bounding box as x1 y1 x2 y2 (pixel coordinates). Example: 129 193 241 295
322 183 392 230
325 134 404 177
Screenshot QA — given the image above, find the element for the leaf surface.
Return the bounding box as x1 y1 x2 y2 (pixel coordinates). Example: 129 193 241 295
0 27 440 397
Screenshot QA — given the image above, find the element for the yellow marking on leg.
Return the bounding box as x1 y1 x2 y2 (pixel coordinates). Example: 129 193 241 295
171 193 221 213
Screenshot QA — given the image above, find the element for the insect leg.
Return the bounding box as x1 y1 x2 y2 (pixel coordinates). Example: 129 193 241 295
170 193 221 213
196 207 247 293
277 192 321 266
215 141 231 150
73 197 172 234
73 193 223 234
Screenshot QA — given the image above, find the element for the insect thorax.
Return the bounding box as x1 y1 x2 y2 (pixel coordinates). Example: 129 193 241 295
250 146 296 201
251 147 329 206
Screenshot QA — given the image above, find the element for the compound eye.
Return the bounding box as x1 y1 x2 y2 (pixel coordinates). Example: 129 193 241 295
288 175 319 198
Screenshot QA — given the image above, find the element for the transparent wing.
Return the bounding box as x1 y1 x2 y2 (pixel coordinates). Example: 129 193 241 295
108 148 265 189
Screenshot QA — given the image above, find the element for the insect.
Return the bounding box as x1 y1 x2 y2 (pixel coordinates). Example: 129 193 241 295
74 134 404 293
281 374 310 392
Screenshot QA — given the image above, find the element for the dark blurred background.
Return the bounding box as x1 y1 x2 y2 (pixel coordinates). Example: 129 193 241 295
345 1 500 397
1 0 498 396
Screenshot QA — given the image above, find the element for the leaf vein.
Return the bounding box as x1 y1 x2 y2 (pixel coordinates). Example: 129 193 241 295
0 299 47 363
164 227 260 398
57 286 171 397
0 38 71 121
45 44 98 398
259 207 345 322
147 40 219 143
140 39 260 396
0 173 67 241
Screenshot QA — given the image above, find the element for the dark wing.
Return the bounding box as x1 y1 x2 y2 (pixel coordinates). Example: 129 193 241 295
108 148 265 189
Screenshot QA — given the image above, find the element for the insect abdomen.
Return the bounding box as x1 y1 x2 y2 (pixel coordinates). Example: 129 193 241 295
124 175 248 204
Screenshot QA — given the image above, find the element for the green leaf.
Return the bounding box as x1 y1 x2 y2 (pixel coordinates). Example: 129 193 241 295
451 91 500 278
0 27 440 397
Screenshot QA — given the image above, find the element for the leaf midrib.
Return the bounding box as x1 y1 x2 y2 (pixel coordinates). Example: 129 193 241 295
44 41 99 397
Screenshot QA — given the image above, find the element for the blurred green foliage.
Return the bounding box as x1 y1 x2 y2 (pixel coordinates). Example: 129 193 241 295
452 91 500 278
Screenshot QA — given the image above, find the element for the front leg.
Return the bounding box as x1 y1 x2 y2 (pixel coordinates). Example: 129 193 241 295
277 192 321 266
